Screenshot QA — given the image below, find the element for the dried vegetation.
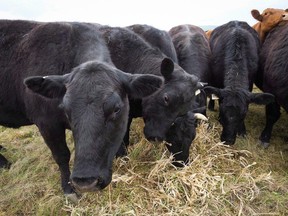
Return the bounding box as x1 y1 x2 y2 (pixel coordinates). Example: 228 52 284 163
0 102 288 215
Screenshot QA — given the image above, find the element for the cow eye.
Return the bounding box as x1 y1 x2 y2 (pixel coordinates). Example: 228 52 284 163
114 106 121 114
163 94 169 105
103 92 124 121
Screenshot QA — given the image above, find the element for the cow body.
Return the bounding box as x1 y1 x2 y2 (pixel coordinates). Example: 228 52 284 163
169 24 210 85
98 26 203 164
257 23 288 147
169 24 211 114
127 24 178 63
205 21 274 144
0 20 163 198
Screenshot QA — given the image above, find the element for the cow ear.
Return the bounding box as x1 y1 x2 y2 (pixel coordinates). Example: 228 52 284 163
124 73 163 99
203 86 222 98
251 9 263 22
24 75 67 99
160 58 174 81
249 92 275 105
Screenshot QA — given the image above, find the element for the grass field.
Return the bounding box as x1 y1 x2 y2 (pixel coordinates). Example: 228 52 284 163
0 99 288 215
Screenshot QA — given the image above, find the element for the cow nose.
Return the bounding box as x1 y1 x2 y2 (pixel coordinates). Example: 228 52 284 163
221 137 235 145
144 127 164 142
71 177 101 193
146 135 163 142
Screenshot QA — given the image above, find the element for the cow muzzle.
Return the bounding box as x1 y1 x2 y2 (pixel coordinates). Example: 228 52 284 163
221 135 236 145
143 123 165 142
70 177 102 193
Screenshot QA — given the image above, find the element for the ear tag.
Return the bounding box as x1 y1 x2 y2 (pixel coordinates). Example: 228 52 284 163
212 94 219 100
195 89 201 96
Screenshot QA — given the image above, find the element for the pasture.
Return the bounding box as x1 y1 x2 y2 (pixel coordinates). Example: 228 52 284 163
0 87 288 215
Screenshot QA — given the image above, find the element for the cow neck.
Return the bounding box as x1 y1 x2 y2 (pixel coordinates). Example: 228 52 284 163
252 22 264 43
132 52 164 76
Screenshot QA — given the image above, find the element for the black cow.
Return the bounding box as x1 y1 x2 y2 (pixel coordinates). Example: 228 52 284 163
204 21 274 145
98 26 204 163
256 23 288 148
127 24 178 63
169 24 211 115
128 24 208 165
0 20 163 200
169 24 211 82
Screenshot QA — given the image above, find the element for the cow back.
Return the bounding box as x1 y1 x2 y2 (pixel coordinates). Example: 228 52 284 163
0 20 111 126
99 26 165 75
128 24 178 63
209 21 260 90
169 24 211 82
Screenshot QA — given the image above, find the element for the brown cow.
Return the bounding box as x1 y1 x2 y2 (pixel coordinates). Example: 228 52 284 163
251 8 288 43
205 29 213 40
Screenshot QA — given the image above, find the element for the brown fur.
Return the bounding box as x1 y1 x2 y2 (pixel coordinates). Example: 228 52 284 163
251 8 288 43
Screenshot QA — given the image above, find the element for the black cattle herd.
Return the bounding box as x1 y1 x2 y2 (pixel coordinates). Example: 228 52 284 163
0 13 287 201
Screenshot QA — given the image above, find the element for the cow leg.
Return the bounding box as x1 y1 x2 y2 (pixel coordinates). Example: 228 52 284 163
259 102 281 148
0 154 11 168
0 146 11 168
237 122 246 137
37 123 74 196
116 116 133 157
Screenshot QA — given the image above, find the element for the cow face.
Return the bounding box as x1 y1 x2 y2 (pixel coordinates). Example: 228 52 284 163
24 61 163 193
165 111 207 167
142 58 202 142
165 111 196 166
205 86 274 145
251 8 288 32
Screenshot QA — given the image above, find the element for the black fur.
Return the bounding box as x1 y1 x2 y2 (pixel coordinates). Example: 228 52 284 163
256 23 288 147
206 21 274 145
0 20 163 195
99 26 202 163
128 24 178 63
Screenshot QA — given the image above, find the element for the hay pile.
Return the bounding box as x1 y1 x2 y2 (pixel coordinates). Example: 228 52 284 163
0 117 286 215
64 120 275 215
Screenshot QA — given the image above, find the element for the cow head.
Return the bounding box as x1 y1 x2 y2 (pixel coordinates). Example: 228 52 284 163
204 86 274 145
24 60 163 193
165 111 207 167
251 8 288 42
142 58 204 142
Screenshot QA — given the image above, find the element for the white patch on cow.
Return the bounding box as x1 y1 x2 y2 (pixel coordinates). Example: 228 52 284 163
194 113 208 121
212 94 219 100
195 89 201 96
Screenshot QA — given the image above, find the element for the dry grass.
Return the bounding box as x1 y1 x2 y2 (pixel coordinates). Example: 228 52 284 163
0 101 288 215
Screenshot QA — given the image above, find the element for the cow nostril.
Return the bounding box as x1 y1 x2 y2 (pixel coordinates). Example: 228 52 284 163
71 177 98 188
146 136 163 142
